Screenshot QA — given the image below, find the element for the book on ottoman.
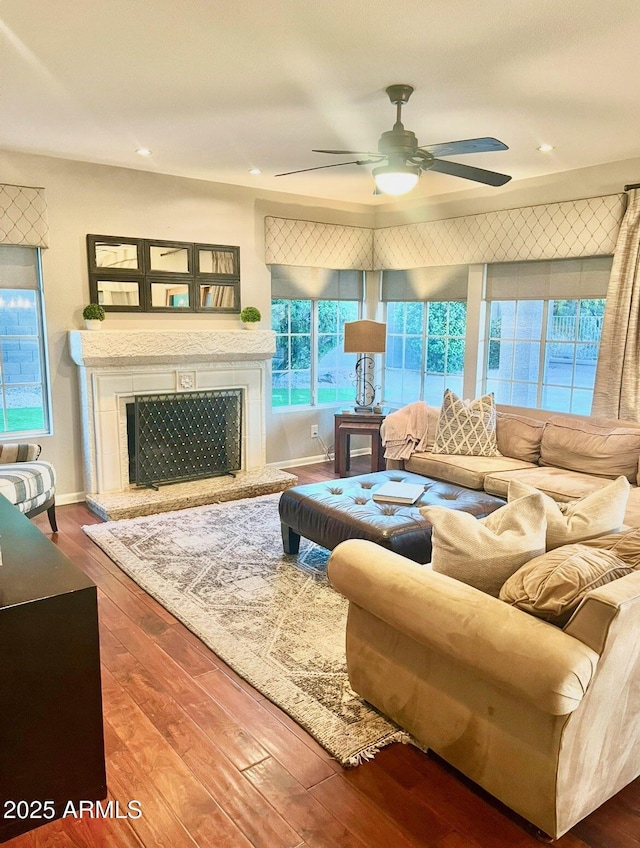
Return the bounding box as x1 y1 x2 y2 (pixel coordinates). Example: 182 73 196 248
372 481 426 505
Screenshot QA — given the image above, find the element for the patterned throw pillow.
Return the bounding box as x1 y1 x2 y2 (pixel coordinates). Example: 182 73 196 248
432 389 500 456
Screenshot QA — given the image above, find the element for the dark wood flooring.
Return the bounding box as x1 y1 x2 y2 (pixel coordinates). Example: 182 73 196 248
6 455 640 847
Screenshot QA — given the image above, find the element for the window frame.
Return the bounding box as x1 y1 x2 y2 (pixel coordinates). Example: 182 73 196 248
271 297 362 411
382 299 467 407
482 296 605 414
0 247 53 438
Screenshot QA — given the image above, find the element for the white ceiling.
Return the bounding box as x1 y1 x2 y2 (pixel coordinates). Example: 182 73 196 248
1 0 640 206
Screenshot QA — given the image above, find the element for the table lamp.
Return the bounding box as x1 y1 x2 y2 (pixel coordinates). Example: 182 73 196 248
343 319 387 412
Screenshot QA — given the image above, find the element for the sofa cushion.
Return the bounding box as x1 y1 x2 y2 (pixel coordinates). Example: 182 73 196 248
483 466 616 501
539 415 640 482
496 412 545 463
420 492 546 596
500 545 633 626
405 451 535 490
507 476 630 550
433 390 499 457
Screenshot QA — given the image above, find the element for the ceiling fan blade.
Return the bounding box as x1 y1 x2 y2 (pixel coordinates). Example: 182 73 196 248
312 149 381 156
429 158 511 186
420 137 509 158
275 159 379 177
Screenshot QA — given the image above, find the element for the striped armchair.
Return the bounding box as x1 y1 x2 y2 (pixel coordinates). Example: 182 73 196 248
0 444 57 532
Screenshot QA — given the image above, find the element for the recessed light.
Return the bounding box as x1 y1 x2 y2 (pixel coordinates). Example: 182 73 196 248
136 147 152 156
537 144 554 153
248 167 262 175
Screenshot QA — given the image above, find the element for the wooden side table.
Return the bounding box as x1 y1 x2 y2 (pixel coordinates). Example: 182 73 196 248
334 410 387 476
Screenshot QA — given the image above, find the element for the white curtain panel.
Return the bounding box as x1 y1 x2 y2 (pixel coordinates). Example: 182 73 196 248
592 189 640 420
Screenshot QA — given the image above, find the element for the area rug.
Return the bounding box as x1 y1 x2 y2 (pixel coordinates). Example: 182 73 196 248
83 493 407 766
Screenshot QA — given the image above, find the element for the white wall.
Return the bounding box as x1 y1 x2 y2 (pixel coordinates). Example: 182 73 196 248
0 150 373 500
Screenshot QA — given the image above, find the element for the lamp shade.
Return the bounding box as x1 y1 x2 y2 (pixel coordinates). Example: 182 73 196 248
343 320 386 354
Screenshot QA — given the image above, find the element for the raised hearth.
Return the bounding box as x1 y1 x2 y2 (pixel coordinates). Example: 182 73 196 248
69 329 295 516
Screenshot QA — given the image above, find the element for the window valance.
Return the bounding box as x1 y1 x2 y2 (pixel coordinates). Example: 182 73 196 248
265 216 373 270
0 184 49 248
373 194 625 269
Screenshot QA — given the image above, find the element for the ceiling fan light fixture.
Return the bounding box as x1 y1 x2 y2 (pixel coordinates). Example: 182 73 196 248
373 164 420 196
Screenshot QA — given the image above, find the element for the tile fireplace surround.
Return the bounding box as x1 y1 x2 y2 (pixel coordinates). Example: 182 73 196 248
68 329 295 519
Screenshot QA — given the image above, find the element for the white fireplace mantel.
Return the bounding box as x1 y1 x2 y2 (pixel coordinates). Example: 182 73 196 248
69 329 276 496
69 328 275 367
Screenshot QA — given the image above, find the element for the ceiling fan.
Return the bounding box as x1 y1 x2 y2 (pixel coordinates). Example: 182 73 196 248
275 84 511 196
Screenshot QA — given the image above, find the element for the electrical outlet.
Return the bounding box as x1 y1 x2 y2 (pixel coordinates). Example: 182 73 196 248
310 424 319 438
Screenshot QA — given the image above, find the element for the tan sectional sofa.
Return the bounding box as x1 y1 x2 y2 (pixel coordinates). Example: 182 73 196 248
327 405 640 837
328 537 640 839
386 406 640 527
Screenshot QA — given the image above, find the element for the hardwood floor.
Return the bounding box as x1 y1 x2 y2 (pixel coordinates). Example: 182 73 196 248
6 455 640 848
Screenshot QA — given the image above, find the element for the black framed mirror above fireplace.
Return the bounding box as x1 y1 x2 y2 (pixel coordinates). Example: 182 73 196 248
87 234 240 314
126 389 243 488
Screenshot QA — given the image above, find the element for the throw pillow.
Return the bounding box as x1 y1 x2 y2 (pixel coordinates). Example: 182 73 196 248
432 389 500 457
500 545 634 627
507 476 630 550
579 527 640 568
420 492 546 597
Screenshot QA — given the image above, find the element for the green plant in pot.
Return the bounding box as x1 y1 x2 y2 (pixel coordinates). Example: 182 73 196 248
240 306 261 329
83 303 106 330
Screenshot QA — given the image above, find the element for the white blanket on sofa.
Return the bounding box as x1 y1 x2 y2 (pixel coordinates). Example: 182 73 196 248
380 402 434 460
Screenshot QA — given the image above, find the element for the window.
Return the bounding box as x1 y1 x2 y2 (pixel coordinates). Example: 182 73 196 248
384 301 466 406
381 264 469 406
271 299 360 408
485 298 605 414
269 265 364 409
483 257 611 415
0 246 51 435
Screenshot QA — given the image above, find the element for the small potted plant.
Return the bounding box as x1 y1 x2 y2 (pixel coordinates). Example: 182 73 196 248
240 306 261 330
83 303 106 330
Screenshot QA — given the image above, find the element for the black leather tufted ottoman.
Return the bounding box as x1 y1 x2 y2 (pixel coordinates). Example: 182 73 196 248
278 470 505 564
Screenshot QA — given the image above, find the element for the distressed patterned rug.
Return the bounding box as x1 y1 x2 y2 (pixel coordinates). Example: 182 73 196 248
83 493 406 765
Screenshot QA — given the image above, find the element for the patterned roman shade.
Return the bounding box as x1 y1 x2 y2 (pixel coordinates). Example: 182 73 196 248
0 184 49 248
265 217 373 270
374 194 625 269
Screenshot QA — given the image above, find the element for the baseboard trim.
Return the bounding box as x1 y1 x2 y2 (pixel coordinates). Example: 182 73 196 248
269 447 370 470
56 491 86 506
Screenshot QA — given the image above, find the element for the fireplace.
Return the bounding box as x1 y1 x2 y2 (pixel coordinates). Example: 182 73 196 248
68 329 276 496
127 389 243 487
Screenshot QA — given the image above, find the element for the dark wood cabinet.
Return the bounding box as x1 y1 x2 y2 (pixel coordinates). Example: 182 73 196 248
0 497 107 842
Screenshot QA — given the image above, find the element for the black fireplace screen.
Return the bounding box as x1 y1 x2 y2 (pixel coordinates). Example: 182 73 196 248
127 389 243 487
